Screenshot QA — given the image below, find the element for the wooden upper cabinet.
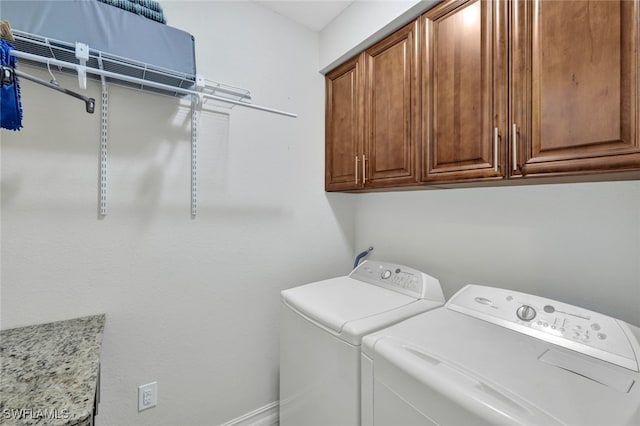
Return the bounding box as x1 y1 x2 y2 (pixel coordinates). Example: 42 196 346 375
325 0 640 192
362 20 420 188
325 55 363 191
422 0 507 183
511 0 640 177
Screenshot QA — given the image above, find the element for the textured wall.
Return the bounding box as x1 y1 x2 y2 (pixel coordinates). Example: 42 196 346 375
0 2 355 424
318 0 439 72
355 182 640 326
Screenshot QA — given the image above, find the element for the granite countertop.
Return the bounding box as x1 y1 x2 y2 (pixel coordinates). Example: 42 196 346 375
0 315 105 426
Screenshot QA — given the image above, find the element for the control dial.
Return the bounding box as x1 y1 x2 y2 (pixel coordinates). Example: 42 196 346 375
381 270 392 279
516 305 537 321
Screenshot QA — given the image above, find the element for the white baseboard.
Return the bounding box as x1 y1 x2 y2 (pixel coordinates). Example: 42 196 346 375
220 401 279 426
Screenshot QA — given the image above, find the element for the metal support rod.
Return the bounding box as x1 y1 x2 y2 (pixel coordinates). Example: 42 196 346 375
98 59 108 216
8 66 95 113
10 50 296 118
99 90 108 216
191 96 200 217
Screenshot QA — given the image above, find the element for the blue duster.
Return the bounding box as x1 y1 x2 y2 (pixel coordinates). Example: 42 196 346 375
1 39 22 131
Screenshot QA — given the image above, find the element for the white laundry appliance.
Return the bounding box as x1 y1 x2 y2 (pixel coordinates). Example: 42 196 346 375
361 284 640 425
279 260 445 426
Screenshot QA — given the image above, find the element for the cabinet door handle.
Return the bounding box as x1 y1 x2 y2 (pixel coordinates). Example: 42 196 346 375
355 156 359 184
494 127 499 173
362 154 367 184
512 123 518 172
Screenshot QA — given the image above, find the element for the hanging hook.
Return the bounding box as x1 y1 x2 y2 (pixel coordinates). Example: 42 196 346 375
46 59 58 86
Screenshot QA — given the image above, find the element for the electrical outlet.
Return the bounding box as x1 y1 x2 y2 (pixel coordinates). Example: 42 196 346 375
138 382 157 411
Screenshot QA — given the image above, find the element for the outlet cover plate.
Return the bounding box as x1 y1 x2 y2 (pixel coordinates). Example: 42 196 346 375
138 382 157 411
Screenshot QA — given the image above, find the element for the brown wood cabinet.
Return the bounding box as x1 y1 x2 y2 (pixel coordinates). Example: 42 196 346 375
422 0 507 183
325 55 362 191
325 20 420 191
363 20 421 188
325 0 640 192
511 0 640 178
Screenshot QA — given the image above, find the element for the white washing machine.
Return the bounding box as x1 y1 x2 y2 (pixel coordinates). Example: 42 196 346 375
361 284 640 425
279 260 445 426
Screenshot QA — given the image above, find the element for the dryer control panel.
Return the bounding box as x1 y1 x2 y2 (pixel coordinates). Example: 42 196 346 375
350 261 445 303
447 285 640 372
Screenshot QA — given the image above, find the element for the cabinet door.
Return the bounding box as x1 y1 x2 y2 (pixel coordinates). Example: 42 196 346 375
363 20 420 188
422 0 507 182
325 55 363 191
511 0 640 177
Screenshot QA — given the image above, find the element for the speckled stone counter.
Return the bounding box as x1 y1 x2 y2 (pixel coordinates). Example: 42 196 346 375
0 315 105 426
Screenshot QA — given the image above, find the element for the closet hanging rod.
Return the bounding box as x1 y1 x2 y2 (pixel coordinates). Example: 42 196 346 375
9 49 297 118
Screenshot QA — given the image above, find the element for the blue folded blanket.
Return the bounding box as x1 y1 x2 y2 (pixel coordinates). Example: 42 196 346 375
128 0 163 13
97 0 167 24
0 39 22 131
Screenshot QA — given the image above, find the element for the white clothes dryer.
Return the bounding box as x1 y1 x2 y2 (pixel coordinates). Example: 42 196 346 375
279 260 445 426
361 284 640 426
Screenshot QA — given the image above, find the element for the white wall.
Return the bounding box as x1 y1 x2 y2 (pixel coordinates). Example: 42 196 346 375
0 2 355 425
355 182 640 326
318 0 440 72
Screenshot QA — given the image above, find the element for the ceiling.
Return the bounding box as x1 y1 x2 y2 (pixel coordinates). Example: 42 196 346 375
257 1 354 32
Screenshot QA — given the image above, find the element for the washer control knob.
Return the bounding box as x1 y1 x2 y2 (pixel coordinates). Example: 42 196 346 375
381 270 392 279
516 305 537 322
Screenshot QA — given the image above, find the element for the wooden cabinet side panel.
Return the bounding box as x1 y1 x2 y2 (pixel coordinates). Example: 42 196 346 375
325 57 362 191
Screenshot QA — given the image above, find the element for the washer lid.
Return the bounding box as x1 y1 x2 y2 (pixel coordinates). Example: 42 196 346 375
281 276 420 337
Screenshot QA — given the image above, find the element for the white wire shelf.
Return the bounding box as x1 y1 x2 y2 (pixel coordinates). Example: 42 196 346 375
12 30 196 97
10 30 296 117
